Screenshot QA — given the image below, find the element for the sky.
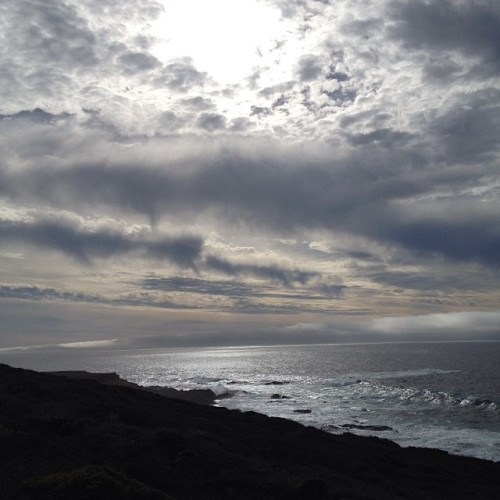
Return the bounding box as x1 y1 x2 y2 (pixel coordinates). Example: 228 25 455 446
0 0 499 351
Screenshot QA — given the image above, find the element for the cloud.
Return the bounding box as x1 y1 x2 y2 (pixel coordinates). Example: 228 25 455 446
82 309 500 348
140 275 340 301
0 122 498 269
0 283 191 311
429 90 500 162
345 128 412 147
297 54 324 81
0 278 342 318
0 0 499 350
286 310 500 343
388 0 500 75
371 310 500 338
139 277 330 315
0 284 101 303
0 108 73 124
141 276 256 297
2 0 99 69
204 256 316 286
373 212 500 268
118 51 160 74
56 339 119 349
250 105 272 117
157 110 187 132
0 274 344 318
258 82 296 98
0 218 203 266
155 57 208 92
181 96 215 111
196 112 227 131
229 117 252 132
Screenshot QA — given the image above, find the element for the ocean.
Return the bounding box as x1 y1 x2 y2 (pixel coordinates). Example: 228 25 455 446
2 341 499 462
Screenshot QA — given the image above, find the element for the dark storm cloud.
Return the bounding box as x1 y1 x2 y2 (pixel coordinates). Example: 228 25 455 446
0 219 202 267
388 0 500 74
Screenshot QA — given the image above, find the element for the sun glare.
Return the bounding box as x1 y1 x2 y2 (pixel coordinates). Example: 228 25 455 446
152 0 286 82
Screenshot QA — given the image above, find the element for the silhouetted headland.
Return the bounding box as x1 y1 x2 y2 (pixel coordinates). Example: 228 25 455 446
1 363 499 499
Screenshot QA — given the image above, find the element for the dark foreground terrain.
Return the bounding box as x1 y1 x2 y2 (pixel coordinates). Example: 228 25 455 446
1 364 499 499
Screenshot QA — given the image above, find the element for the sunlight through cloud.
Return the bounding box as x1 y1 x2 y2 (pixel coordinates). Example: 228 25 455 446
151 0 287 82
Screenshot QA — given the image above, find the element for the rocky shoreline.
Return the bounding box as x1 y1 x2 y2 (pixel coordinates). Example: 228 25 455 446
1 363 499 499
47 370 226 406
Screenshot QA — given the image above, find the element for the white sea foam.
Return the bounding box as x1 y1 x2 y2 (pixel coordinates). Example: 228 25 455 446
188 375 224 384
211 384 233 397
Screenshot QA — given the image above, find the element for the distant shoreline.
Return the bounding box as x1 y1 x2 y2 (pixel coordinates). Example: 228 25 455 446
2 337 500 355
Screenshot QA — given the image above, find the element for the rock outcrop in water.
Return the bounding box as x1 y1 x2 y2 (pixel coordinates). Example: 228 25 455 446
1 363 499 499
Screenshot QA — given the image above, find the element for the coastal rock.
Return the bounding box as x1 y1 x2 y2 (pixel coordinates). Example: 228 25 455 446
145 386 219 405
2 364 500 499
270 393 290 399
48 370 222 405
340 424 394 432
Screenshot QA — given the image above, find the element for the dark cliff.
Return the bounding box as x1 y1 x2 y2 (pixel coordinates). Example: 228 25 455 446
1 363 499 499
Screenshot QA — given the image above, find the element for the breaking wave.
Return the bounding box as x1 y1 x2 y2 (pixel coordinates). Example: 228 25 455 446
324 368 460 388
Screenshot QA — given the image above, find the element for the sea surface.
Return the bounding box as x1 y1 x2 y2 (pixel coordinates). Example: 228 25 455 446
2 341 499 462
